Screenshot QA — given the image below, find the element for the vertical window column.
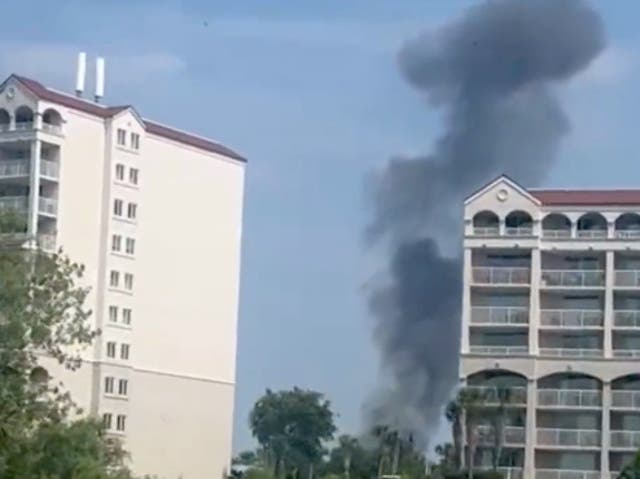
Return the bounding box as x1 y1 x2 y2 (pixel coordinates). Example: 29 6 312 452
604 250 614 358
28 139 42 237
524 378 536 479
529 248 540 355
601 381 611 477
461 247 472 354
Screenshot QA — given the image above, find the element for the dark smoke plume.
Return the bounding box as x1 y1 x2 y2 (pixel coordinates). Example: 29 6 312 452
365 0 604 446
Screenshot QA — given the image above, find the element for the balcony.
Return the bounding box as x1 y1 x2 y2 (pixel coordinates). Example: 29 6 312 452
610 430 640 450
474 226 500 237
465 386 527 405
616 230 640 240
41 122 62 135
40 159 59 180
37 234 56 252
469 345 528 356
612 349 640 359
537 389 602 409
576 230 607 239
611 391 640 410
542 229 572 239
538 348 603 358
14 121 34 131
0 196 28 213
0 159 29 179
536 428 601 448
540 310 603 329
471 306 529 326
541 270 605 288
506 226 533 237
478 467 523 479
535 470 600 479
614 310 640 329
615 270 640 288
38 197 57 217
476 425 526 446
472 267 530 286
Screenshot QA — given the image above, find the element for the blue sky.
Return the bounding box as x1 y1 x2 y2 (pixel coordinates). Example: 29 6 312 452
4 0 640 454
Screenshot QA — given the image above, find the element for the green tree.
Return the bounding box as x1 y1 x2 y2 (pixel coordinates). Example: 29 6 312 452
619 449 640 479
337 435 359 479
249 388 337 479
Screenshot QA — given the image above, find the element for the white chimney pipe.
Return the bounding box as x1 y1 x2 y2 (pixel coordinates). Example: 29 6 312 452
95 57 105 103
75 52 86 97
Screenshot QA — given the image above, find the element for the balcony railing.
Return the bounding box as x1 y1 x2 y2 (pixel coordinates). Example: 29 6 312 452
0 196 28 213
471 307 529 325
576 229 608 239
612 349 640 359
472 267 530 285
465 386 527 405
537 389 602 408
540 310 603 328
537 428 601 448
38 197 57 216
469 345 528 356
539 348 603 358
543 229 572 239
37 234 56 252
476 425 526 446
610 430 640 449
536 470 600 479
616 230 640 240
473 226 500 237
14 121 34 131
611 390 640 409
41 123 62 135
0 159 29 178
615 270 640 288
478 467 523 479
505 226 533 236
614 310 640 328
541 270 605 288
40 160 59 179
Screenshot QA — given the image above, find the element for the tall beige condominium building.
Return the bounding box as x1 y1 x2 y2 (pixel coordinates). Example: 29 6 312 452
0 72 245 478
461 175 640 479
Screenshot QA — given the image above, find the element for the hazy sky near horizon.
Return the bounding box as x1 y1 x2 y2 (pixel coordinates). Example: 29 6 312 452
3 0 640 453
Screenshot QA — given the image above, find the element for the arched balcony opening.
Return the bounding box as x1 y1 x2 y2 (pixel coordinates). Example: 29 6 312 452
505 210 533 236
14 105 34 130
615 213 640 239
611 374 640 451
0 108 10 131
576 212 607 239
542 213 572 239
538 372 602 408
42 108 62 134
467 370 527 405
473 210 499 236
612 374 640 409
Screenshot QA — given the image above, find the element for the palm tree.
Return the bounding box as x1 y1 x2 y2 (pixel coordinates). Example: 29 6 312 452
445 399 463 471
618 449 640 478
457 388 486 479
337 435 359 479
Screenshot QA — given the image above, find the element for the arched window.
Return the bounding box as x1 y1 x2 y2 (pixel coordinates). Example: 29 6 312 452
42 108 62 128
466 370 528 405
538 372 601 408
505 210 533 236
542 213 571 239
576 212 607 239
472 211 499 236
0 109 10 131
615 213 640 239
14 105 34 129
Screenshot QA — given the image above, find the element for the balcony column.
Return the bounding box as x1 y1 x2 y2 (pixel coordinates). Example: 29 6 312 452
528 248 540 355
601 381 611 477
524 378 536 479
499 218 506 236
604 250 614 358
28 139 41 239
9 113 15 131
461 247 472 354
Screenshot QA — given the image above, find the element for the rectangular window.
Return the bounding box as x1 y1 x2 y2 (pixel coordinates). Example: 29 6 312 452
108 305 118 323
106 341 116 358
124 273 133 291
127 203 137 220
109 270 119 288
118 379 128 396
115 164 125 181
117 129 126 146
120 343 130 360
131 133 140 150
111 234 122 252
113 199 123 216
122 308 132 325
103 413 112 429
104 376 114 394
129 168 139 185
125 238 135 255
116 414 126 432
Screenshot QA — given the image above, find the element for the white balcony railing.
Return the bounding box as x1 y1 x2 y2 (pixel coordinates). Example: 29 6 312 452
40 159 59 179
616 230 640 240
612 349 640 359
38 197 57 216
539 348 603 358
471 306 529 325
472 267 530 285
610 430 640 449
576 229 608 239
536 470 601 479
14 121 34 131
541 270 605 288
537 389 602 408
540 309 603 328
615 270 640 288
505 226 533 236
465 386 527 405
476 425 526 446
41 123 62 135
611 390 640 409
537 428 601 448
37 234 56 252
469 345 528 356
0 196 28 212
614 310 640 328
543 229 572 239
0 159 29 178
473 226 500 237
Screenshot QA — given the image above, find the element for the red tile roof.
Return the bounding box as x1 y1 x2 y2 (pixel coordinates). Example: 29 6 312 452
12 74 246 162
531 190 640 206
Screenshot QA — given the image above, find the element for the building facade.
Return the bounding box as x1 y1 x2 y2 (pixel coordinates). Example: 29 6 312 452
0 74 245 478
461 176 640 479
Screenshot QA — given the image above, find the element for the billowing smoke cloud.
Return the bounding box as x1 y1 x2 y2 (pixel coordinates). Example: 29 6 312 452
365 0 604 446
